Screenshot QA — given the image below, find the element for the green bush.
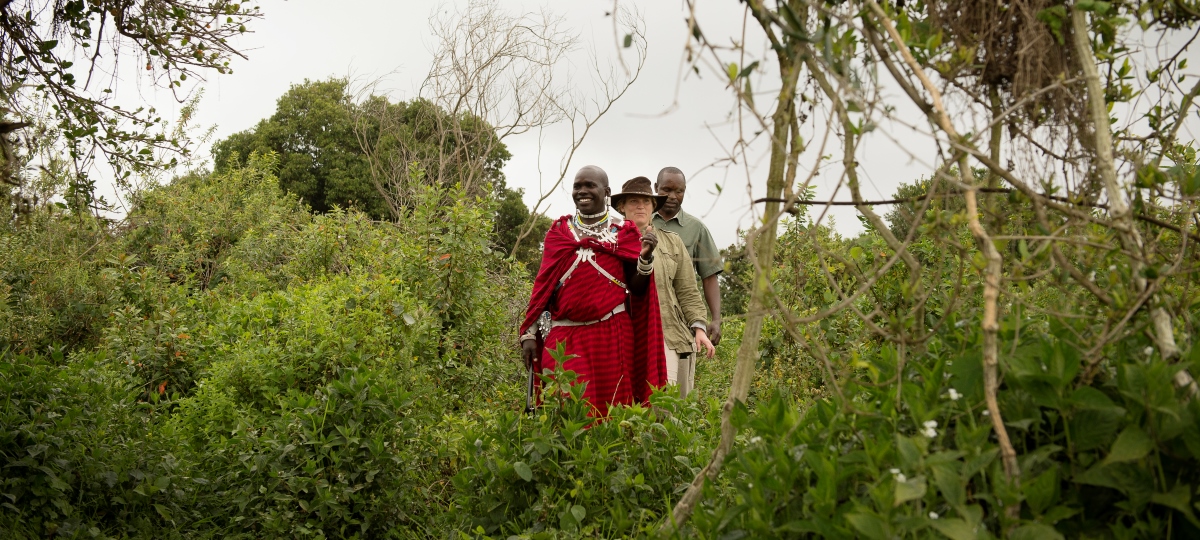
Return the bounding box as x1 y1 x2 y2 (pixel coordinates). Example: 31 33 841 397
0 351 198 538
192 367 436 538
690 327 1200 539
0 212 121 353
453 348 718 538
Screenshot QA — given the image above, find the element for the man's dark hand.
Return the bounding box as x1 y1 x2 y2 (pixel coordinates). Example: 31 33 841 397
707 319 722 346
521 339 539 369
640 228 658 259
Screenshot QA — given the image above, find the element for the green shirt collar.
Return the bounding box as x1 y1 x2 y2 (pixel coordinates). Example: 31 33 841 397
655 210 691 225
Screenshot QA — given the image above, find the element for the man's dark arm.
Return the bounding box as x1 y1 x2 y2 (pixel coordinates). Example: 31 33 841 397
627 227 658 294
702 274 722 345
626 261 652 293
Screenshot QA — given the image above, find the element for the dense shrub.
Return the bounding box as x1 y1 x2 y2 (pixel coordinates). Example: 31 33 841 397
453 352 718 538
0 351 198 538
191 368 436 538
0 212 122 353
690 327 1200 539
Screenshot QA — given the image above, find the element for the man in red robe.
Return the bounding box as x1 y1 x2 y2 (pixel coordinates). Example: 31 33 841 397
519 165 667 417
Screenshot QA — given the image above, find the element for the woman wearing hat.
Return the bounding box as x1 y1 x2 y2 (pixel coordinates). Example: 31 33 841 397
612 176 715 398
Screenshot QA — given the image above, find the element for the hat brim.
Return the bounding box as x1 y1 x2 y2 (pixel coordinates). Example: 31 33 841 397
611 192 669 212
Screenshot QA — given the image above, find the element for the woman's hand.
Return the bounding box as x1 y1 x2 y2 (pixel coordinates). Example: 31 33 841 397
694 328 715 358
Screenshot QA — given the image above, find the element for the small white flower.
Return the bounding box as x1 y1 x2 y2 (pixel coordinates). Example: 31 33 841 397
947 389 962 401
945 361 953 366
982 410 990 416
1144 346 1155 356
921 420 939 438
750 436 763 444
895 473 907 483
929 511 939 520
1108 265 1117 271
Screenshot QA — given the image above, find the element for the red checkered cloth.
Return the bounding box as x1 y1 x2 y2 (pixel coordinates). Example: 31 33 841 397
520 216 667 416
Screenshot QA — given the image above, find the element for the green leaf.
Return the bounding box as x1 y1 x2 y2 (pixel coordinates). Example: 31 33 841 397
1104 425 1154 465
1042 505 1081 525
513 461 532 481
1024 467 1059 515
623 34 632 48
1070 387 1120 411
929 518 977 540
932 464 965 507
727 62 739 82
737 60 759 79
1150 484 1198 525
1074 463 1121 490
1070 408 1122 452
896 435 923 468
1009 523 1064 540
846 512 888 540
570 504 586 522
894 475 927 506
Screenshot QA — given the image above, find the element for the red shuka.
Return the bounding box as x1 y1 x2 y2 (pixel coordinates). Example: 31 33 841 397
520 216 667 416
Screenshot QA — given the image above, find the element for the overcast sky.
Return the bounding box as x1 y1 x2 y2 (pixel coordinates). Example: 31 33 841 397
112 0 1197 250
109 0 924 250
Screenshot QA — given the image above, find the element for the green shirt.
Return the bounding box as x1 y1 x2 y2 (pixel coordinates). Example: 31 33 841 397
653 229 709 352
653 210 723 279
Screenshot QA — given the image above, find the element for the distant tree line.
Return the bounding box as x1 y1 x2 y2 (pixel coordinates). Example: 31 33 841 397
211 78 550 268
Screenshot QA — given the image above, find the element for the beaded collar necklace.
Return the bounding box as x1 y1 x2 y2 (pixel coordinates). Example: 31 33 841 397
572 211 611 239
578 208 607 219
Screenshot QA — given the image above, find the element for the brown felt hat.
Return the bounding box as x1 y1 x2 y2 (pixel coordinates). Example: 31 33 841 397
610 176 668 212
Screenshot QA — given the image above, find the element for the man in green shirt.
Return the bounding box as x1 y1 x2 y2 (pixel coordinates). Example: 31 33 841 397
653 166 723 346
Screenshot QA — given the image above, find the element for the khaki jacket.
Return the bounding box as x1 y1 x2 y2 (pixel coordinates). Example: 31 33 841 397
653 228 708 352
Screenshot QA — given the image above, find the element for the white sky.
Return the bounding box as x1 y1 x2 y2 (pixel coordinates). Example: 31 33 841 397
109 0 928 250
106 0 1198 250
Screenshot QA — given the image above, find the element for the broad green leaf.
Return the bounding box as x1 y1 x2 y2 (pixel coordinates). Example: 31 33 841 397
1070 409 1122 452
1024 467 1059 515
1070 387 1121 411
894 475 927 506
930 518 977 540
1073 462 1126 491
1150 484 1198 525
1042 505 1081 525
513 461 532 481
570 504 586 522
846 512 888 540
932 464 965 507
896 435 922 468
623 34 632 48
727 62 738 82
1010 523 1064 540
1103 425 1154 465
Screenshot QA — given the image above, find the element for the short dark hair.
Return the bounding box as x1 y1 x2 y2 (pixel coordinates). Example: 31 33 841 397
656 166 685 184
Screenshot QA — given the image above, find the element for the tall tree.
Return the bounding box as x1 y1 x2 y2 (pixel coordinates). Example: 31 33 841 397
212 77 549 268
213 79 379 217
0 0 261 209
